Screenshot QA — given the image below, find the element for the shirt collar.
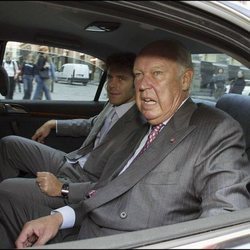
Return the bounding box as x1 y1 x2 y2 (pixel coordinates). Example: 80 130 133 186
113 100 135 119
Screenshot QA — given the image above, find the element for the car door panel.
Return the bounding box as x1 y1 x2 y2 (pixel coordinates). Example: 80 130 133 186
0 100 105 153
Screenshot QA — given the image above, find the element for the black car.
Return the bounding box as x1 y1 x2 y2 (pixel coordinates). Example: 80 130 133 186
0 1 249 248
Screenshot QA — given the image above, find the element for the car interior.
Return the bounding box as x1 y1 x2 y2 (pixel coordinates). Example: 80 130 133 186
0 1 249 150
0 1 249 248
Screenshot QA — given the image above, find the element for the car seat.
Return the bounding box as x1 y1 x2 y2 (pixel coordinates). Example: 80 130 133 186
216 93 250 161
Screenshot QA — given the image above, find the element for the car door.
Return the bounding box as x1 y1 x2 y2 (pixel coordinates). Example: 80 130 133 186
0 41 106 153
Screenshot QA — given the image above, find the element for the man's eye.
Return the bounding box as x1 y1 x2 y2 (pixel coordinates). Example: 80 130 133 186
153 71 162 76
134 72 142 78
118 76 125 81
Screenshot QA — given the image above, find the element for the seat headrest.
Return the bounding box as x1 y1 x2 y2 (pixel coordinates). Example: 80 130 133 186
0 65 9 96
216 94 250 159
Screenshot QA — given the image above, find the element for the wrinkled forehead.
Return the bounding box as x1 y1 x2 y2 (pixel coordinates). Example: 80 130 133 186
134 54 177 69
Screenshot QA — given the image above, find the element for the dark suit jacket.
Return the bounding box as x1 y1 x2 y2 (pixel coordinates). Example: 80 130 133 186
71 98 250 238
56 102 111 141
58 103 149 203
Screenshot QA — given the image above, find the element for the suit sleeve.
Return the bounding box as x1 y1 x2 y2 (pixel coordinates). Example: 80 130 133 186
56 116 98 137
67 182 97 204
56 102 109 137
194 115 250 217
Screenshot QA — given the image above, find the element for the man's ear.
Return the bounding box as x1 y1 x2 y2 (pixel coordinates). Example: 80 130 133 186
182 68 194 91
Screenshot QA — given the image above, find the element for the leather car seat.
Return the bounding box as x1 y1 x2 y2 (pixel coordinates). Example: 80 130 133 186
216 93 250 161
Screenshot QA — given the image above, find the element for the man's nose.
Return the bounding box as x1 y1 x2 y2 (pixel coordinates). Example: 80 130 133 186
136 76 150 90
108 78 118 88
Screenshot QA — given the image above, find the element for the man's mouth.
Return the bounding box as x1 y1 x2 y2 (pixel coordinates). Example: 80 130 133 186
110 92 120 96
143 98 156 105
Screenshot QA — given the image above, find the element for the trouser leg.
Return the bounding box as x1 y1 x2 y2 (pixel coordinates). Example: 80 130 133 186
32 75 43 100
0 222 13 249
43 79 52 100
0 178 66 208
28 76 34 99
22 76 28 99
0 186 79 248
0 135 66 181
5 77 16 99
0 187 52 248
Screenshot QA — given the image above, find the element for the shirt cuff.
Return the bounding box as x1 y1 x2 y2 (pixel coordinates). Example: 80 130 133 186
51 206 75 229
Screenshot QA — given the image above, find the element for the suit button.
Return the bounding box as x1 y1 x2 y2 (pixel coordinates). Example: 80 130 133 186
120 211 127 219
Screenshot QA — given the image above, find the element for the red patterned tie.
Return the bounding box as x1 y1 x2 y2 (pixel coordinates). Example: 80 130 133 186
137 123 164 157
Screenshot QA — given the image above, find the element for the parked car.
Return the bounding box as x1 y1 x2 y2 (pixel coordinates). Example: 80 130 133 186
0 0 249 249
55 63 90 85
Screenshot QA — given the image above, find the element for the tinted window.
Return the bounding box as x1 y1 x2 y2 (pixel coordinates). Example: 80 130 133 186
191 53 250 102
2 41 107 101
2 42 249 103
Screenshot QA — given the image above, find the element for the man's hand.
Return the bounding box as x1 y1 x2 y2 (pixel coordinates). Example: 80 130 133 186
15 213 63 249
32 120 56 143
36 172 63 197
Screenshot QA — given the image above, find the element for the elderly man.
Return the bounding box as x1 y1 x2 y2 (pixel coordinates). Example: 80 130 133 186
1 40 249 248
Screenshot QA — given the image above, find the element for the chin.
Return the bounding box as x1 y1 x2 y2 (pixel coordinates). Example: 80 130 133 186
144 115 156 123
111 100 122 106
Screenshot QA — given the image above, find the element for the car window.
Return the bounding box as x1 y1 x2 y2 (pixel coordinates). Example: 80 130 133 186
3 41 249 103
2 41 107 101
191 53 250 102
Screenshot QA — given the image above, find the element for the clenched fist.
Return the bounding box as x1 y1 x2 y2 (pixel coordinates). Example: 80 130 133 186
36 172 63 197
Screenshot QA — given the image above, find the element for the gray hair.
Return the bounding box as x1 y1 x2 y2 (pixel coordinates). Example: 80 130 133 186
138 40 193 75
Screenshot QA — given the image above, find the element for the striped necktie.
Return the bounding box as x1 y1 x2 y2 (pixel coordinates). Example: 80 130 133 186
137 123 164 157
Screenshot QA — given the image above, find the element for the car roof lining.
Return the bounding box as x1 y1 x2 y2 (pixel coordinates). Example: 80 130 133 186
0 1 225 61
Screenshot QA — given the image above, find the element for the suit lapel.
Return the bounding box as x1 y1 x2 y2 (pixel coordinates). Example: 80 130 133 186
82 98 198 212
82 102 112 146
95 104 143 148
66 103 112 160
93 104 148 181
